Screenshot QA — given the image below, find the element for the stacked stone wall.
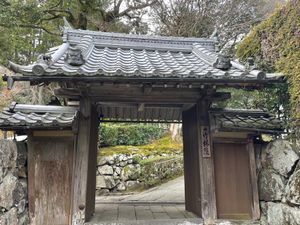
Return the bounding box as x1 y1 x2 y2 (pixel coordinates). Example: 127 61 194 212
0 140 29 225
96 153 183 195
256 140 300 225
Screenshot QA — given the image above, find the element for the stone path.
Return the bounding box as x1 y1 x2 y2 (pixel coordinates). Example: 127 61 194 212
87 176 197 224
87 203 200 224
87 176 260 225
96 176 185 204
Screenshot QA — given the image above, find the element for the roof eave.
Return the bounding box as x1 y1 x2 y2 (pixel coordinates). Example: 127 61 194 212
219 126 285 135
2 74 286 87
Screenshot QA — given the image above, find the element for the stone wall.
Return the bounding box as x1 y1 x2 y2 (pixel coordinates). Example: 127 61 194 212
96 153 183 195
0 140 29 225
256 140 300 225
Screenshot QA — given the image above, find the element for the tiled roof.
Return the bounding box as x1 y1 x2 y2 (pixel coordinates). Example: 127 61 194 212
0 102 284 134
0 103 77 130
7 21 283 83
210 109 284 134
99 104 284 133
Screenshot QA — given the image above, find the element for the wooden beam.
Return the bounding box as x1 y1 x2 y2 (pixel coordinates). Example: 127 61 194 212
197 99 217 221
55 86 231 104
3 74 285 87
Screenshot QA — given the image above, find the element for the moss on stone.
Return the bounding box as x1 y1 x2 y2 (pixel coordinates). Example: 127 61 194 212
236 0 300 119
98 135 183 156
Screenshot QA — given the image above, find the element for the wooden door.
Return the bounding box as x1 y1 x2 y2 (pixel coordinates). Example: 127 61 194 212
182 106 202 217
28 133 74 225
214 141 253 220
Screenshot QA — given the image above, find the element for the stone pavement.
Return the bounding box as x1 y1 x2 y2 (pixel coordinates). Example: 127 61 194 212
96 176 185 204
87 176 260 225
87 203 201 224
87 176 197 224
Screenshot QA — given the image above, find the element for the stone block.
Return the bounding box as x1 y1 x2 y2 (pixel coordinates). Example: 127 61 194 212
0 140 17 170
96 175 116 189
0 207 18 225
0 173 18 210
126 180 142 190
98 165 114 175
116 182 126 191
284 205 300 225
286 168 300 205
121 165 140 181
262 140 299 177
266 202 285 225
258 169 285 201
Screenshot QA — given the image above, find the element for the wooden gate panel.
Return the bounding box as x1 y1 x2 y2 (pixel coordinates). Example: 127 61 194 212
214 142 252 219
182 106 202 216
28 135 74 225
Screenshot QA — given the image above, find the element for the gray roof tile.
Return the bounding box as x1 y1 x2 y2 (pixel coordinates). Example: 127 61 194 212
0 103 77 130
7 26 284 83
210 109 284 134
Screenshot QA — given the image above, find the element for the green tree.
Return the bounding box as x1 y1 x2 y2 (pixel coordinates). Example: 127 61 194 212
236 0 299 122
0 0 157 64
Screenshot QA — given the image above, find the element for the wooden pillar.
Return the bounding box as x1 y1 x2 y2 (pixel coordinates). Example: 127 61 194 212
72 96 98 224
197 99 217 221
182 105 202 217
182 99 217 221
247 137 260 220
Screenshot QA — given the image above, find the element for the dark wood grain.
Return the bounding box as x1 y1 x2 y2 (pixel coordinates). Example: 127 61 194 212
197 100 217 220
182 105 202 217
28 133 74 225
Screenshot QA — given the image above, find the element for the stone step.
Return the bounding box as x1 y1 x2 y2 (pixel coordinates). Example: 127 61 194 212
86 218 203 225
86 218 260 225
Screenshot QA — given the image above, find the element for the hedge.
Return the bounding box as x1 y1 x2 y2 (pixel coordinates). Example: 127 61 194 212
99 123 165 146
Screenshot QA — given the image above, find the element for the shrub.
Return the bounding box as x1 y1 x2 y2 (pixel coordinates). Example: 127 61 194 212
99 123 165 146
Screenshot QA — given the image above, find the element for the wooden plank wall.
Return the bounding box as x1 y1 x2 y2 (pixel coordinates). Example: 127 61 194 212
28 135 74 225
182 105 202 217
214 142 252 219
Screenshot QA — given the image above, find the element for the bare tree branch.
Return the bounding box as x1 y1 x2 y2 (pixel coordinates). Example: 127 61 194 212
118 0 158 18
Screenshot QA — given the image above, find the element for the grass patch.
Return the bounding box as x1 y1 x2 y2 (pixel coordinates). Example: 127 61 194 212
139 155 177 165
99 135 183 156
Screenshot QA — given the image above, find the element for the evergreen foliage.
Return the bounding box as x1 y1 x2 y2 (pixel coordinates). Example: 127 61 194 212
99 123 165 146
236 0 300 121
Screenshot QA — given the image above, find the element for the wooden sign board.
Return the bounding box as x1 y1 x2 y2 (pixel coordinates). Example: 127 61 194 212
201 126 211 158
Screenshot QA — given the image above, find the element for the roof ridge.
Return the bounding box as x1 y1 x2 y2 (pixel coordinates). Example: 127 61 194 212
63 27 217 44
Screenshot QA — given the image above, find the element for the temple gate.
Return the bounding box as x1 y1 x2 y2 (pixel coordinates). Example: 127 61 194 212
0 21 284 224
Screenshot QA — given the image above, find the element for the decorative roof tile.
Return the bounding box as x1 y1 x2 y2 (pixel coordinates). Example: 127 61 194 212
0 103 77 130
6 22 284 83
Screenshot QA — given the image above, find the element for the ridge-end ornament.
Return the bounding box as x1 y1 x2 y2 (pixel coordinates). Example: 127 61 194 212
213 54 232 70
65 46 85 66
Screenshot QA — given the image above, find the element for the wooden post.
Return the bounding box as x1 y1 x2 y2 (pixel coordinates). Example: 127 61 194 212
247 137 260 220
72 96 98 224
197 99 217 221
182 106 202 217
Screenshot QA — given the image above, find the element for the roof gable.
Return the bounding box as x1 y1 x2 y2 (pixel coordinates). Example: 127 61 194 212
6 24 284 85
